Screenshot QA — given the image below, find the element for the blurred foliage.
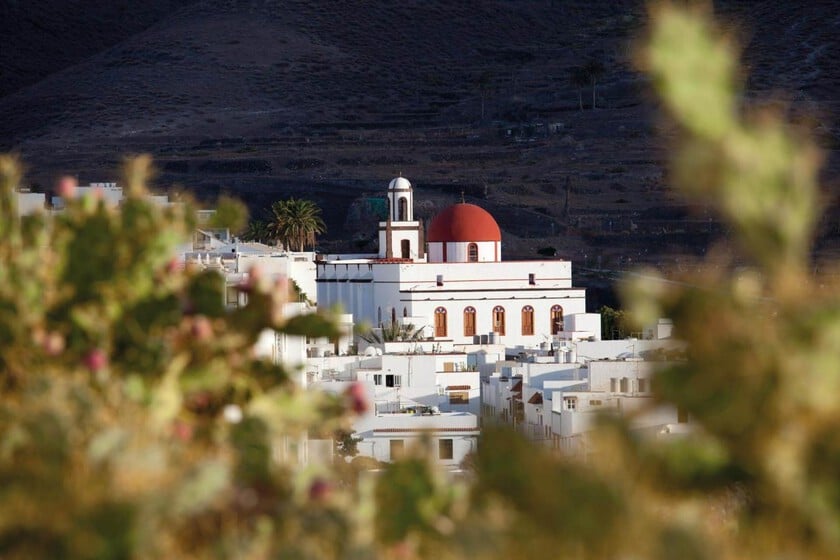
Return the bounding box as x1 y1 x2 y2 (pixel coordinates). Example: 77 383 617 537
207 195 248 233
1 3 839 559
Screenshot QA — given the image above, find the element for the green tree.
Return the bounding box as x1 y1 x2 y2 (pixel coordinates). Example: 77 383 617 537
599 305 630 340
268 197 326 251
240 219 271 243
334 429 362 459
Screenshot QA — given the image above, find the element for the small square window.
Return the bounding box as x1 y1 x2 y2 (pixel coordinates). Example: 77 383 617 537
528 273 535 285
373 374 382 386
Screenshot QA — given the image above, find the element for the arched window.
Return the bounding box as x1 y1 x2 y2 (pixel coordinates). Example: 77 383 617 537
550 305 564 335
398 197 408 221
521 306 534 335
463 307 476 337
467 243 478 262
434 307 447 338
401 239 410 259
492 306 506 336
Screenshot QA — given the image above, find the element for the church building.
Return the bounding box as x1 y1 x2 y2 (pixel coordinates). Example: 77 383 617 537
316 177 600 348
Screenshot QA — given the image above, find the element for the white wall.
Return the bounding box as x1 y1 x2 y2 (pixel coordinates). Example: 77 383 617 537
237 251 316 304
563 313 603 340
316 258 581 348
427 240 500 263
12 191 46 215
252 301 311 385
355 412 478 465
52 183 123 209
588 360 655 393
377 221 422 260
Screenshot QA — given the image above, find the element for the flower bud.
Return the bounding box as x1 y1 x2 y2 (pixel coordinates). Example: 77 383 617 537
84 348 108 372
57 176 77 199
308 478 332 503
345 382 369 415
172 419 194 442
190 315 213 341
42 332 66 356
223 404 243 424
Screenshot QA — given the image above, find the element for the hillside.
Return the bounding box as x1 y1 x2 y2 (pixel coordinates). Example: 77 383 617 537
1 0 838 267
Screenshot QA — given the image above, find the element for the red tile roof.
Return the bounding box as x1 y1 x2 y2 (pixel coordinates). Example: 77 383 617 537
528 392 544 405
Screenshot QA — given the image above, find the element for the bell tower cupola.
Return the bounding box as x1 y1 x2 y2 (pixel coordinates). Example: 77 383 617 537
387 175 413 222
378 176 424 261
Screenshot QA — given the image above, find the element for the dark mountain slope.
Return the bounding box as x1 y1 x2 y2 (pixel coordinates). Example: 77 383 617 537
1 0 837 264
0 1 196 98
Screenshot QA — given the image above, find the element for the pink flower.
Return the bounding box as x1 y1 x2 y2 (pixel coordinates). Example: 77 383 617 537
172 420 194 442
166 257 180 274
345 382 369 415
42 332 65 356
190 315 213 341
238 265 264 294
57 176 77 199
308 478 332 502
84 348 108 372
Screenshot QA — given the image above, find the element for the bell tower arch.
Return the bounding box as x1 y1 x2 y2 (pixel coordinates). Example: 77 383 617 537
378 176 423 261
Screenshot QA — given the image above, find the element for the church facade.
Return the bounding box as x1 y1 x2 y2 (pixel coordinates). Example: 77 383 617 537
317 177 600 348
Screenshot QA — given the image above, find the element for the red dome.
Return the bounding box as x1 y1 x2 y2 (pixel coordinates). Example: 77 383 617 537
427 203 501 242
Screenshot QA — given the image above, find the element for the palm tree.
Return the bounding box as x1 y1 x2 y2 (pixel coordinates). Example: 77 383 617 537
268 198 326 251
583 59 606 110
240 220 271 244
358 321 426 344
568 66 589 110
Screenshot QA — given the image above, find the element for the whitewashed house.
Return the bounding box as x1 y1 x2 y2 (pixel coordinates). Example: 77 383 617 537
548 358 690 457
308 337 483 466
12 189 47 216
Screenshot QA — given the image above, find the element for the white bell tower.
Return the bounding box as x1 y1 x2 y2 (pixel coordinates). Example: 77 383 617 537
378 176 424 260
387 176 413 221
